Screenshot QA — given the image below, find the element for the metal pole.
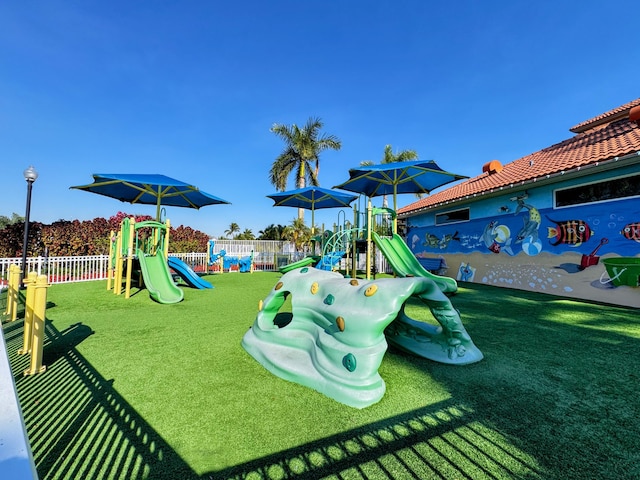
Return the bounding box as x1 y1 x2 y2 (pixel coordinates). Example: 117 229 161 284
20 178 34 288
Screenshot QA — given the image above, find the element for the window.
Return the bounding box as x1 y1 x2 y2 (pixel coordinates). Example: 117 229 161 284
554 173 640 208
435 207 470 225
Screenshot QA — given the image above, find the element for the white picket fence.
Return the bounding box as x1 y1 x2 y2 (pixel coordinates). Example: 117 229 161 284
0 244 392 287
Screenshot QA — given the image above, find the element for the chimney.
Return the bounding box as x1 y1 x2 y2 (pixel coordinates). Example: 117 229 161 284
630 105 640 126
482 160 503 175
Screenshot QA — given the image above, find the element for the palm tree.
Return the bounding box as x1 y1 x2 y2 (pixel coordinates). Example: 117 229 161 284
258 224 286 240
224 222 240 239
282 218 312 252
236 229 255 240
269 117 342 220
360 144 419 208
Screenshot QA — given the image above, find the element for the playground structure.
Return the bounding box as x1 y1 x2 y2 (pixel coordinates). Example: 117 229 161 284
244 197 480 407
281 199 455 293
207 239 254 274
108 217 214 304
242 267 483 409
3 265 50 376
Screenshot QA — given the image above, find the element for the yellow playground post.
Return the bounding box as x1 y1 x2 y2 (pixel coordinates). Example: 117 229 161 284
23 274 49 376
18 272 38 355
107 229 117 291
4 264 21 321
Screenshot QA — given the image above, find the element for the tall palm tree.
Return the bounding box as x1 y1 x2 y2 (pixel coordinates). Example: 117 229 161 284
224 222 240 239
360 144 419 208
237 228 255 240
269 117 342 220
258 224 286 240
282 218 311 252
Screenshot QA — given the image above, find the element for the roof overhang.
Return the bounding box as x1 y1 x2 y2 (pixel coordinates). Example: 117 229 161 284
398 150 640 218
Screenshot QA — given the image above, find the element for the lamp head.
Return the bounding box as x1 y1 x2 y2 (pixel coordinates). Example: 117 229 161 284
23 165 38 183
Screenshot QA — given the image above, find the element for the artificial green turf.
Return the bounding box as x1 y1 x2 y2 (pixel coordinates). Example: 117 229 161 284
3 273 640 479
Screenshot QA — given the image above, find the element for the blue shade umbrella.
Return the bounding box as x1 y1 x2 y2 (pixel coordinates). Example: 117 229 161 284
334 160 468 212
266 186 358 232
71 173 231 221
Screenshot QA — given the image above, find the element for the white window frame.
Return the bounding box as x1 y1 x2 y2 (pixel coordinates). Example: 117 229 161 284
435 207 470 226
553 172 640 209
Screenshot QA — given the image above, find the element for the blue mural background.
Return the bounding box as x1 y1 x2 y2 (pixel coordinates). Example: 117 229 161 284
406 196 640 259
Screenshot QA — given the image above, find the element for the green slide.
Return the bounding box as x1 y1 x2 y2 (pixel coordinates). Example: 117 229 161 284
279 256 316 274
372 232 458 294
136 249 184 304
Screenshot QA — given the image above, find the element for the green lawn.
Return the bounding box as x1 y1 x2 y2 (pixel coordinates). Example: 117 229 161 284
3 272 639 479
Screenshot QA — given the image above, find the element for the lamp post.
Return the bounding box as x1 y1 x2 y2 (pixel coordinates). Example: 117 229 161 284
20 165 38 288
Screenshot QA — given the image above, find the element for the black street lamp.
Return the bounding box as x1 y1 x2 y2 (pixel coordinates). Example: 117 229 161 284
20 165 38 287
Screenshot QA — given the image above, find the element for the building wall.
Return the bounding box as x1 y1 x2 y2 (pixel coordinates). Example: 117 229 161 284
404 165 640 308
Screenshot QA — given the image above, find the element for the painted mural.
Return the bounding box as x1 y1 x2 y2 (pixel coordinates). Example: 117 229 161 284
405 192 640 308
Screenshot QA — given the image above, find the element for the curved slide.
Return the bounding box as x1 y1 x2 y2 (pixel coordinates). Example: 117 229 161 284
168 256 213 289
372 232 458 294
279 256 315 273
137 249 184 304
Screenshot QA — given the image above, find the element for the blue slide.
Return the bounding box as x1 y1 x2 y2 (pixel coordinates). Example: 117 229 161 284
167 256 213 289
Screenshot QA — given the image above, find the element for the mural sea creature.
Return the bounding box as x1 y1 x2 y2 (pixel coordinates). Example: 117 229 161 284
546 216 594 247
482 221 498 249
482 221 511 254
439 231 460 249
514 198 541 243
423 233 440 248
457 263 476 282
621 222 640 242
411 234 420 249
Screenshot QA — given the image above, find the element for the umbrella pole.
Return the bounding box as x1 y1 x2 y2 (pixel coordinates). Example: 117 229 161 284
366 199 372 280
392 187 398 235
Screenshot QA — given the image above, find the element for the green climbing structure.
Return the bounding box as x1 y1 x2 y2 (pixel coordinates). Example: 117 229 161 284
241 267 483 409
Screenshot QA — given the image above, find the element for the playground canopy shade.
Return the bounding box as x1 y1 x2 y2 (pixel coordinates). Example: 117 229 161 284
70 173 230 221
334 160 468 212
266 186 358 231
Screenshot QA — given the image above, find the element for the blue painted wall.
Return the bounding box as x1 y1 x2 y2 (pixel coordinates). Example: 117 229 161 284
404 166 640 307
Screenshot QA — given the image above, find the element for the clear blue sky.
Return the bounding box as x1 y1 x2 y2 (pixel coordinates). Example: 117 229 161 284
2 1 639 238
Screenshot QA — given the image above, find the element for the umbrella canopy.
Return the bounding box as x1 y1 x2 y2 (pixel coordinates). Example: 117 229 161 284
266 186 358 232
334 160 468 212
71 173 230 221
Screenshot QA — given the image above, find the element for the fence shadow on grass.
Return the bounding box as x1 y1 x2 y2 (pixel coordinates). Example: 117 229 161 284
8 319 198 480
210 400 544 480
6 315 546 480
9 281 636 480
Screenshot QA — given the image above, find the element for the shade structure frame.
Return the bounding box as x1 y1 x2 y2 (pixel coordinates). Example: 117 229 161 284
266 186 358 233
71 173 231 221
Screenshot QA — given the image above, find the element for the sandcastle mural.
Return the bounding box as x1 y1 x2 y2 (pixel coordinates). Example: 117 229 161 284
241 267 483 408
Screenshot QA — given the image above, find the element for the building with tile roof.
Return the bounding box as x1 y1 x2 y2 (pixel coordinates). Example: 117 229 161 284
396 98 640 308
399 98 640 217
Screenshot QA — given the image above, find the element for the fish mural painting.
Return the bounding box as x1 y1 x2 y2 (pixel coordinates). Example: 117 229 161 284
621 222 640 242
546 216 594 247
423 231 460 249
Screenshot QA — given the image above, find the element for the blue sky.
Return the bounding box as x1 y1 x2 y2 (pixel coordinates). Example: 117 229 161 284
2 1 639 238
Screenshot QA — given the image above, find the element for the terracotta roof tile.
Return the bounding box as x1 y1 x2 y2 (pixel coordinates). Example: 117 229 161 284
399 99 640 216
570 98 640 133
